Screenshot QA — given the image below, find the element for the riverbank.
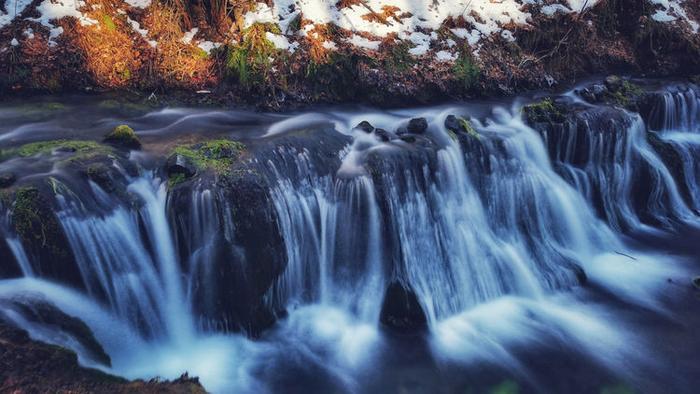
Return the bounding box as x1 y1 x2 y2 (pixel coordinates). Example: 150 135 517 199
1 0 699 109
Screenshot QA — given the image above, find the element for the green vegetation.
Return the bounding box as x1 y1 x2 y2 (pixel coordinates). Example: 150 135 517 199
522 98 566 123
168 172 187 187
459 117 479 138
12 186 60 250
453 48 481 91
104 125 141 149
226 23 280 88
610 80 644 107
171 139 246 174
102 15 116 32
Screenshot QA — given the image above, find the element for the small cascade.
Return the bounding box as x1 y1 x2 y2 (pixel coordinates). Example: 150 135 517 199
645 85 700 211
541 107 696 231
55 174 193 342
265 144 386 322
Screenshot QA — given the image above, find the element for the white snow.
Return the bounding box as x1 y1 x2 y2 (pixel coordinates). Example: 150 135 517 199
0 0 34 29
10 38 19 46
127 17 156 48
124 0 151 8
265 32 298 52
649 0 699 33
198 41 223 54
181 27 199 44
436 50 457 62
346 34 381 51
25 0 97 45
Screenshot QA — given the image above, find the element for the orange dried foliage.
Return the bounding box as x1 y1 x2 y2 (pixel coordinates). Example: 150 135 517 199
73 1 142 88
142 3 216 88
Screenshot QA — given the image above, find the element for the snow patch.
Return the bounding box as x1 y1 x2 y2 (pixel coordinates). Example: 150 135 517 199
198 41 223 54
0 0 34 29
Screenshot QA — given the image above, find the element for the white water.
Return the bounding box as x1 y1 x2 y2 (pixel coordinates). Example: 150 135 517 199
1 87 699 392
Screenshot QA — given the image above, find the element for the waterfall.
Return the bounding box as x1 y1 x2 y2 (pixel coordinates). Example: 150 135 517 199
0 87 699 393
265 144 386 322
55 174 193 343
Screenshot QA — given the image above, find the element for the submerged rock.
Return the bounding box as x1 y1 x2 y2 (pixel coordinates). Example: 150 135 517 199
103 125 141 150
379 281 427 334
692 276 700 290
354 121 375 134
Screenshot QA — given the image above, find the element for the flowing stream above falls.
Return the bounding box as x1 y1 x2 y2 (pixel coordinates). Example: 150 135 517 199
1 81 700 393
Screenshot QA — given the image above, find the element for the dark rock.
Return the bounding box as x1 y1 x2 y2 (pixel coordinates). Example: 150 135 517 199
10 185 81 289
103 125 141 150
693 276 700 290
354 121 375 133
85 163 116 193
444 115 461 133
166 154 197 178
592 83 608 98
605 75 623 92
0 297 111 367
407 117 428 134
0 172 16 188
374 128 393 142
379 281 427 334
399 135 416 143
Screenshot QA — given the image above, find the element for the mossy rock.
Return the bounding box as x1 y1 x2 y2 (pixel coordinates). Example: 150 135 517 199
0 140 112 163
522 98 567 124
103 125 141 150
169 139 246 176
608 80 644 109
9 184 80 286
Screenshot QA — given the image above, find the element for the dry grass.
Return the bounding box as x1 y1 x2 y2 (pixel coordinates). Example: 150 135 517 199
143 2 216 88
73 0 142 87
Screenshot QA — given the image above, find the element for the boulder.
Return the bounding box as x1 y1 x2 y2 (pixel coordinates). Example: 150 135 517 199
103 125 141 150
692 276 700 290
166 154 197 178
379 281 427 334
354 121 375 134
604 75 623 92
373 128 393 142
407 117 428 134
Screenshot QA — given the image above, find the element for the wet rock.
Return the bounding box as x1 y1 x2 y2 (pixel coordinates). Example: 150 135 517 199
103 125 141 150
0 172 16 188
605 75 623 92
0 297 111 366
10 185 81 289
354 121 375 133
522 98 566 124
399 135 416 143
379 281 427 334
444 115 462 133
166 154 197 178
407 117 428 134
86 163 116 193
374 128 393 142
0 320 205 392
693 276 700 290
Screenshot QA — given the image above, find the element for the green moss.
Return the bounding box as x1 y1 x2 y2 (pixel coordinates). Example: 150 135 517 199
102 14 116 32
459 117 479 138
522 98 566 123
225 23 280 88
453 48 481 91
12 186 56 248
104 125 141 149
168 172 187 187
610 80 644 107
171 139 246 175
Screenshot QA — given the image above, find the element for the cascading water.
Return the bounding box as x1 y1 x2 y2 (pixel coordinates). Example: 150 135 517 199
0 84 699 393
